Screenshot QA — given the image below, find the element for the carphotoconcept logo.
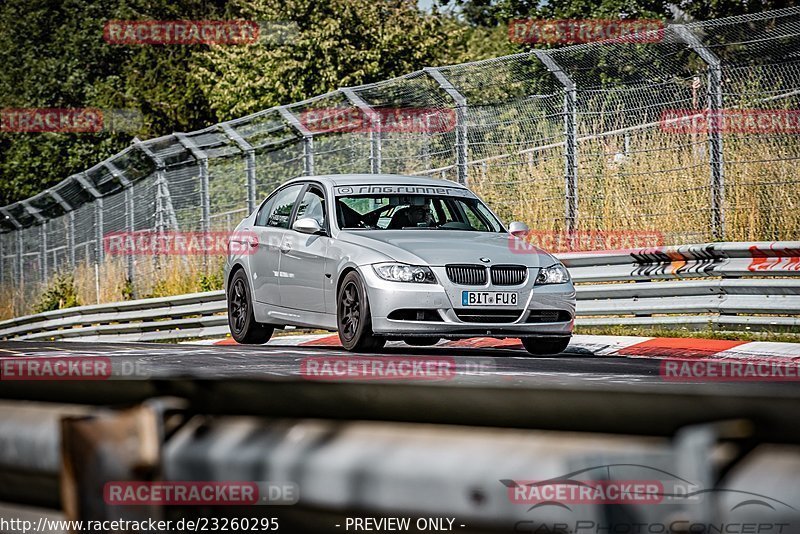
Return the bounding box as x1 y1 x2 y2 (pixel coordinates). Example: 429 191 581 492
509 19 663 44
505 464 797 533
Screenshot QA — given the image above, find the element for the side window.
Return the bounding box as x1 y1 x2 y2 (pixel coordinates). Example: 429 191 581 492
266 184 303 229
255 195 277 227
464 208 490 232
295 187 326 227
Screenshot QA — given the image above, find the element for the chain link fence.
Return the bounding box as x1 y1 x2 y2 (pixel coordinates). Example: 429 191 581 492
1 8 799 315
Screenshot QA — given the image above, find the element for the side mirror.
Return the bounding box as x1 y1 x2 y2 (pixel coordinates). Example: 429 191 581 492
292 217 323 235
508 221 529 237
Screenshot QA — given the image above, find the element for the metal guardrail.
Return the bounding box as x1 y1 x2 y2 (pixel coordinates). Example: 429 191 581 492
2 386 800 529
0 242 797 341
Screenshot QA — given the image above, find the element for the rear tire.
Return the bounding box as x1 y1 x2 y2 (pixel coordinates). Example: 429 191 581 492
228 269 273 344
337 271 385 352
403 337 441 347
521 336 571 355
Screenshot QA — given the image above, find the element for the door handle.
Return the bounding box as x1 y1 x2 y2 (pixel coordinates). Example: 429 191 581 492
280 242 292 253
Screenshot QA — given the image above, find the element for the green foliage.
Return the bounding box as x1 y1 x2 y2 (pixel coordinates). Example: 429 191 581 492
34 271 80 313
438 0 799 27
0 0 501 208
199 263 225 292
191 0 473 119
122 277 135 300
0 0 228 206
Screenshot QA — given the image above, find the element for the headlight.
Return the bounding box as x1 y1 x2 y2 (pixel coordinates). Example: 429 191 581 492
536 263 570 285
373 263 436 284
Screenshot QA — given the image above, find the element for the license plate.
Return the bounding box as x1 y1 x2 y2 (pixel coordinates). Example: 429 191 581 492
461 291 518 306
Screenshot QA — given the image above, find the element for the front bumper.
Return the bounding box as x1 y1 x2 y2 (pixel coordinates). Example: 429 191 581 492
361 265 575 338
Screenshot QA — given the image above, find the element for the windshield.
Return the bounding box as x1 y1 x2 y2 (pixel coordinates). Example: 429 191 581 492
335 194 504 232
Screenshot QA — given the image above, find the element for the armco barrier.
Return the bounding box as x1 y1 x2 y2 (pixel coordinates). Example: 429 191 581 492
0 241 797 341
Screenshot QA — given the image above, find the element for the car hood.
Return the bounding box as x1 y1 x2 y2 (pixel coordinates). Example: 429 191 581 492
338 230 555 267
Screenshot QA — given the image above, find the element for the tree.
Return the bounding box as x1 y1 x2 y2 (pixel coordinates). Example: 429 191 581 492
437 0 800 26
0 0 227 206
191 0 471 120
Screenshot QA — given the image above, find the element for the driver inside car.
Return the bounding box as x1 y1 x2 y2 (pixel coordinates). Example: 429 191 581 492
388 203 433 229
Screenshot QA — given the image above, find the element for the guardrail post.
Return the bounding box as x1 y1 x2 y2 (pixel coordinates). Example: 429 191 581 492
278 107 314 175
221 124 257 214
674 24 726 241
340 88 382 174
424 67 468 185
532 50 578 235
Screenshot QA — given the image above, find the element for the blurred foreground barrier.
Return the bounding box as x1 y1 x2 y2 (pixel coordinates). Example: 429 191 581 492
0 241 797 341
1 390 799 531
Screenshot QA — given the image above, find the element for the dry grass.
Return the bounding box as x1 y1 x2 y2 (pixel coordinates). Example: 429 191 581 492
0 255 226 321
470 128 800 244
73 258 128 306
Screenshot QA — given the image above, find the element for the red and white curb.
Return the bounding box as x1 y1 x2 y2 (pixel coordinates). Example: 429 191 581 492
189 334 800 362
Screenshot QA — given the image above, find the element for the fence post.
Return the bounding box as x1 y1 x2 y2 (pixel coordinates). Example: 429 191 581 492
16 230 23 288
134 139 177 232
278 106 315 175
532 50 578 234
21 200 46 282
221 123 257 214
48 190 74 269
340 87 382 174
40 223 48 282
0 208 22 287
674 24 726 240
68 211 76 268
76 172 104 266
424 67 468 185
176 134 211 270
107 161 135 286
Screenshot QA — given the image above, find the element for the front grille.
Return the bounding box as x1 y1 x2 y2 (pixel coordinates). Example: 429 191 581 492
446 264 487 286
526 310 572 323
490 265 527 286
454 308 524 323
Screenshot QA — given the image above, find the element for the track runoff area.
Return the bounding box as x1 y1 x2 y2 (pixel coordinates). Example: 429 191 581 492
0 334 799 391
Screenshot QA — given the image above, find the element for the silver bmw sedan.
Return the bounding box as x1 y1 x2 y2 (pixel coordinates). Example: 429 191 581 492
225 174 575 354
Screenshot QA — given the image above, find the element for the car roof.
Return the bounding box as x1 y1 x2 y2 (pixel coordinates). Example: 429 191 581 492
283 174 468 189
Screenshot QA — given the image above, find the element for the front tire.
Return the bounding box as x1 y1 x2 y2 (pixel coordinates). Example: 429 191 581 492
337 271 385 352
228 269 273 344
521 336 571 355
